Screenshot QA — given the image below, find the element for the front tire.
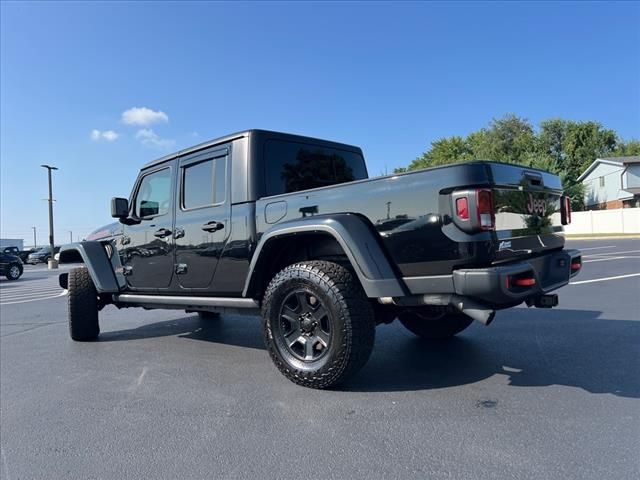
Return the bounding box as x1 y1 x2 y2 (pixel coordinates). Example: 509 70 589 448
68 267 99 341
399 308 473 339
5 263 23 280
262 261 375 389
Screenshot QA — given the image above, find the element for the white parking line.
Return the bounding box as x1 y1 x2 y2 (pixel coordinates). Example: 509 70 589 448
0 274 67 305
0 290 64 300
0 285 64 294
577 245 616 251
570 273 640 285
584 249 640 258
0 291 67 305
583 256 640 263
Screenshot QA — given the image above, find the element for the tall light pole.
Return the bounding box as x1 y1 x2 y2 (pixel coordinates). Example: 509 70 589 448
41 165 58 269
32 226 37 249
68 230 73 243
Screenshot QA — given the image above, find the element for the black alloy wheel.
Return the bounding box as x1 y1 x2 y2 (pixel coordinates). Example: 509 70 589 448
277 289 332 362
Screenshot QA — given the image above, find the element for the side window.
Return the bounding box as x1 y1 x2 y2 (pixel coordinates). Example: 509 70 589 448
182 156 226 210
135 168 172 219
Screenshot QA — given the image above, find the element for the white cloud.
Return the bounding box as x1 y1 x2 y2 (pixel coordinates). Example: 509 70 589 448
122 107 169 126
101 130 119 141
90 129 119 141
135 128 175 149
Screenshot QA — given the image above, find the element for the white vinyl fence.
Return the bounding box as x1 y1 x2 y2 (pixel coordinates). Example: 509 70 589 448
564 208 640 235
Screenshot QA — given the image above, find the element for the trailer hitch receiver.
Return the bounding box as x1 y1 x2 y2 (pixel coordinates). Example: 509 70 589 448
528 294 559 309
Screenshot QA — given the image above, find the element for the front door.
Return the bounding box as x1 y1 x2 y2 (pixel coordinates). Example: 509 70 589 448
120 164 175 290
173 147 230 290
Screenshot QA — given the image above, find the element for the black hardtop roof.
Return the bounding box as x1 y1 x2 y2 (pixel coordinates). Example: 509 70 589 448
141 129 362 170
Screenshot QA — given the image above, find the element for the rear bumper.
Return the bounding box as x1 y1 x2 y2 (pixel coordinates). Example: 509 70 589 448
402 249 582 309
452 249 581 307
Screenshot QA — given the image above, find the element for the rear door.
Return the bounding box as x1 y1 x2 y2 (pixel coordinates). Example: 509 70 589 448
173 147 231 290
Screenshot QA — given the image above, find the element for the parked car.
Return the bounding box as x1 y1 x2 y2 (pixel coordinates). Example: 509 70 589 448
18 248 37 263
0 253 23 280
2 246 37 263
27 246 60 264
59 129 581 389
2 246 20 255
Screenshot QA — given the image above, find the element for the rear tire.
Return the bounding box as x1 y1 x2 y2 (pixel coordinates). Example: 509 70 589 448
68 267 99 341
399 308 473 339
262 260 375 389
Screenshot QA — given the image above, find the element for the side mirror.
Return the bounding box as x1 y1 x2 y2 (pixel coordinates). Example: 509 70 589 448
111 197 129 218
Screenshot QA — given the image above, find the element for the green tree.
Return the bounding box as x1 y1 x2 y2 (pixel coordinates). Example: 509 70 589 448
407 136 472 170
395 114 633 211
613 139 640 156
563 121 617 182
481 114 536 164
538 118 569 166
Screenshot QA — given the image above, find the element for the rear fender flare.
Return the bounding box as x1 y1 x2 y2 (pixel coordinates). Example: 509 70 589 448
242 214 406 299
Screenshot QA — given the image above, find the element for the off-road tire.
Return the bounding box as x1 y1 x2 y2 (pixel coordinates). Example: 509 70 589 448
262 261 375 389
68 267 99 341
5 263 22 280
399 308 473 339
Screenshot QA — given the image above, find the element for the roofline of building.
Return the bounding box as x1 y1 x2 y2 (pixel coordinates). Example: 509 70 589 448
577 158 625 182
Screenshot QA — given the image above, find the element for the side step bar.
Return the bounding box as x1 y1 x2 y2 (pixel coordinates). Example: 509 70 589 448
113 294 259 310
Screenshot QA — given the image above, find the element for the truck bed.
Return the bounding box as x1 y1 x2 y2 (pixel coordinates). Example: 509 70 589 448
254 161 565 277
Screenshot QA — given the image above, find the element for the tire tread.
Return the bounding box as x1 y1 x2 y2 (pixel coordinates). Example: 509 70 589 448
262 260 375 389
68 267 100 341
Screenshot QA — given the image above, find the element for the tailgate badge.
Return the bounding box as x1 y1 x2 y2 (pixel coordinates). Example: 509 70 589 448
526 193 547 216
499 241 512 251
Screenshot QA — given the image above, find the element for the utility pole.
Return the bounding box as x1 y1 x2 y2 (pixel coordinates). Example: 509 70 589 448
32 226 37 249
68 230 73 243
41 165 58 269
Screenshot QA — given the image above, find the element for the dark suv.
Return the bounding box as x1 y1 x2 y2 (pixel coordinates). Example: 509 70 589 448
1 253 23 280
59 129 581 389
27 246 59 264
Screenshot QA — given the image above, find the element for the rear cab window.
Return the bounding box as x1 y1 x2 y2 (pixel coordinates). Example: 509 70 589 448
264 139 368 197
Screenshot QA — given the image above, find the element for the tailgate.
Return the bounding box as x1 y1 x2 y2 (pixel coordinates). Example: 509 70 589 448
488 163 566 262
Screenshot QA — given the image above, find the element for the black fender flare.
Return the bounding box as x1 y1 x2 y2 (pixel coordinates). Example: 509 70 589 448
58 241 124 293
242 214 406 298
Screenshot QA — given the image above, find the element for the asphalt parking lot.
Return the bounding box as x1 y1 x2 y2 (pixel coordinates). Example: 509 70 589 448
1 238 638 479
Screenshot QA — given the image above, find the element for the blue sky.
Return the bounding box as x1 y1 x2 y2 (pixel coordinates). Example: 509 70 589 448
1 1 639 245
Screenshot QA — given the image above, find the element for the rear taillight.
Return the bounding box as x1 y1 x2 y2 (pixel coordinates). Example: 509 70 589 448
476 189 495 230
456 197 469 220
561 196 572 225
452 189 495 232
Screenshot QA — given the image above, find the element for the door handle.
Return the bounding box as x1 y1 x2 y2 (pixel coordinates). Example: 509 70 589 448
154 228 173 238
201 221 224 232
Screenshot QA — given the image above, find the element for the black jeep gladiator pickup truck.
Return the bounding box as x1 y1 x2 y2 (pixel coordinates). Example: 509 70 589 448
59 129 581 389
